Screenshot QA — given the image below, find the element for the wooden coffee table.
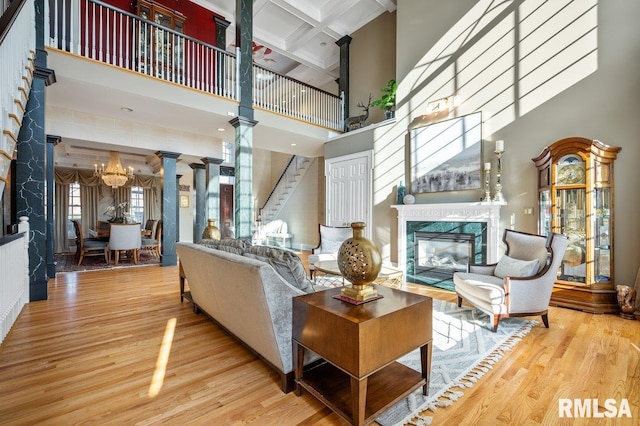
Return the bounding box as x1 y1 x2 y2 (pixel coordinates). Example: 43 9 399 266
292 286 432 426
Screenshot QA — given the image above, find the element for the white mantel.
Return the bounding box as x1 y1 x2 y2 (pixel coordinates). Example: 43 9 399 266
392 202 503 271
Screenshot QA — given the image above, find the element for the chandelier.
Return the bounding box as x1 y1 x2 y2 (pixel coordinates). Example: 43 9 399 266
94 151 134 188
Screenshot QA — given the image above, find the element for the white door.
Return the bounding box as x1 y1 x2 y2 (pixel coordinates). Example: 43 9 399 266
325 151 373 237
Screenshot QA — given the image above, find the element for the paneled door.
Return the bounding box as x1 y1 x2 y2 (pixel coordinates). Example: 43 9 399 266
220 184 234 238
325 151 372 238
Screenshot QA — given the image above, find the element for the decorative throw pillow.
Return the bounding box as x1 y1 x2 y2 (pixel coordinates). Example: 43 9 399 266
494 255 540 279
197 239 221 250
244 246 315 293
197 238 251 255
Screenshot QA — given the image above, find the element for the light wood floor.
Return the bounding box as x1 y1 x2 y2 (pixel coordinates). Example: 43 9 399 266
0 255 638 425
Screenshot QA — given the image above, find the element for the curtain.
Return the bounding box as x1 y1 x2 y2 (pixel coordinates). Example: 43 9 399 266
143 187 159 223
113 187 132 217
80 185 99 237
54 182 70 253
54 168 161 232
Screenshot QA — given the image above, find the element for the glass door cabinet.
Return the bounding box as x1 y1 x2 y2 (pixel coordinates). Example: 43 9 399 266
532 137 620 313
137 0 185 81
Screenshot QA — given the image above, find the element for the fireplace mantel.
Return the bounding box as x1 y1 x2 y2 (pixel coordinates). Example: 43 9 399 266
392 202 503 272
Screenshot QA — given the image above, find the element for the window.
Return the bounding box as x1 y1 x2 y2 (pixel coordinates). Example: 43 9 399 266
223 141 234 164
130 186 144 224
68 182 81 239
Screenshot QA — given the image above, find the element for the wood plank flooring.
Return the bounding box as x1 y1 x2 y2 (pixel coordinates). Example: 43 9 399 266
0 257 638 425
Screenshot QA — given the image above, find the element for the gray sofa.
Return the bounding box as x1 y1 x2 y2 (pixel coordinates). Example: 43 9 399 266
176 240 321 393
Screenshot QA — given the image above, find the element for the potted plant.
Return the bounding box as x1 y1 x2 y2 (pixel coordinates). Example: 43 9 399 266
371 79 397 120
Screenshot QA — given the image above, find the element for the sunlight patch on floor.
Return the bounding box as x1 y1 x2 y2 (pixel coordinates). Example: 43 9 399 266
149 317 177 397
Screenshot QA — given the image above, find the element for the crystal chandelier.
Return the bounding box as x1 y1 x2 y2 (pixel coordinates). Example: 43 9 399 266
94 151 134 188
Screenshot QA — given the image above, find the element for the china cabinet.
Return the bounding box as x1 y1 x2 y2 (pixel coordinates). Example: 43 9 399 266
532 137 621 313
137 0 185 80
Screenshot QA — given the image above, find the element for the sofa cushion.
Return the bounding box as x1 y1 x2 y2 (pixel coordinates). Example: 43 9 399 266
197 238 251 255
494 255 539 278
244 246 315 293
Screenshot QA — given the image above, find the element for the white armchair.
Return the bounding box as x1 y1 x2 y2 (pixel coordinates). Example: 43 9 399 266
453 229 569 332
308 224 352 279
107 223 142 265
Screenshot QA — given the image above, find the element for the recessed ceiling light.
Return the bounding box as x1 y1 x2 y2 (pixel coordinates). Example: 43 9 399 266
291 143 297 146
121 107 133 112
320 42 327 47
227 111 235 117
218 128 225 132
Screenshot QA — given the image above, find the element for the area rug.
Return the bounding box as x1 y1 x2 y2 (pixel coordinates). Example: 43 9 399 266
376 299 537 426
54 252 160 273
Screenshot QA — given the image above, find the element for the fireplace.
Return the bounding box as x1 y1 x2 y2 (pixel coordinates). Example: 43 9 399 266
414 232 476 281
392 202 503 290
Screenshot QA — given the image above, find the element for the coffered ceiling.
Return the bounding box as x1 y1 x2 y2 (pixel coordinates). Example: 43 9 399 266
50 0 396 174
194 0 397 87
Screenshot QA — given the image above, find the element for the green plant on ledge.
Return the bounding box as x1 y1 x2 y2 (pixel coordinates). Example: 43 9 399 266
371 79 397 119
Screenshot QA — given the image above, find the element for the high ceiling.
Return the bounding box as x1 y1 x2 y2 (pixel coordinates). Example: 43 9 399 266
194 0 397 88
50 0 396 174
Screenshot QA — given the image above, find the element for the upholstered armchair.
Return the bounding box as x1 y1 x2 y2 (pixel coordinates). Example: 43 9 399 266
453 229 569 332
308 224 352 279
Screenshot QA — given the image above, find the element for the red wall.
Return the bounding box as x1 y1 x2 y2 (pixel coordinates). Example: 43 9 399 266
103 0 221 46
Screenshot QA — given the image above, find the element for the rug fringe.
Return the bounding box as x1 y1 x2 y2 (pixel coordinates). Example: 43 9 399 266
399 319 537 425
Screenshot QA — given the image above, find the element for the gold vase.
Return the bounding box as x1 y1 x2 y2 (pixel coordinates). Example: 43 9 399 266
202 218 221 240
337 222 382 302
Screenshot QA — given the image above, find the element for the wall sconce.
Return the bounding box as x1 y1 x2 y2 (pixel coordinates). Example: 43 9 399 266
422 95 459 122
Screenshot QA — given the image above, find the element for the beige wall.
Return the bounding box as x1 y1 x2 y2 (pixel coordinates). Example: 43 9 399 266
275 158 321 250
253 148 273 212
252 150 321 249
349 11 396 125
328 0 640 284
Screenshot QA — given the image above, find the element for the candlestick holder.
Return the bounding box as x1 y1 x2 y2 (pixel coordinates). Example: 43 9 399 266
482 167 492 202
493 149 506 203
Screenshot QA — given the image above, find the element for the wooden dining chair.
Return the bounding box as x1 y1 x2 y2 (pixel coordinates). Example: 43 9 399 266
142 219 159 239
72 220 108 265
141 220 162 257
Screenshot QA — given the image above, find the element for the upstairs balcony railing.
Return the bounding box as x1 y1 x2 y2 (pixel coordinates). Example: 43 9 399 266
45 0 343 131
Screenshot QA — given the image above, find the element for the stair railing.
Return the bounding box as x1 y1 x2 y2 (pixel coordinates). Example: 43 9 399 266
259 155 312 222
0 0 35 199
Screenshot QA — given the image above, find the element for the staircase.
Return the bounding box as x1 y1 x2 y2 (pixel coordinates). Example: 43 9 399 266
259 155 314 223
0 0 36 199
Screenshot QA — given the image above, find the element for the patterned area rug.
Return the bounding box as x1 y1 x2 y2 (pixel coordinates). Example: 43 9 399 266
376 299 537 426
55 252 160 273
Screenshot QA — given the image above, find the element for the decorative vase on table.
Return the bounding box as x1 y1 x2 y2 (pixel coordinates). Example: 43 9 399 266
202 218 221 240
337 222 382 303
397 181 406 204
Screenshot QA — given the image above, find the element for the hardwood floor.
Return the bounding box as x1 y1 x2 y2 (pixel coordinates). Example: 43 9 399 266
0 257 638 425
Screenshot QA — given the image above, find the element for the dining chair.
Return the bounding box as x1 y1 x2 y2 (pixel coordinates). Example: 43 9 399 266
142 219 159 239
107 223 142 265
72 219 108 265
141 220 162 257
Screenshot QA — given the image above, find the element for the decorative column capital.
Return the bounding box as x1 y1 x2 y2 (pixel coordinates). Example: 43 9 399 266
336 35 352 47
155 151 181 160
229 116 259 128
189 163 206 170
201 157 224 165
213 15 231 29
46 135 61 145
